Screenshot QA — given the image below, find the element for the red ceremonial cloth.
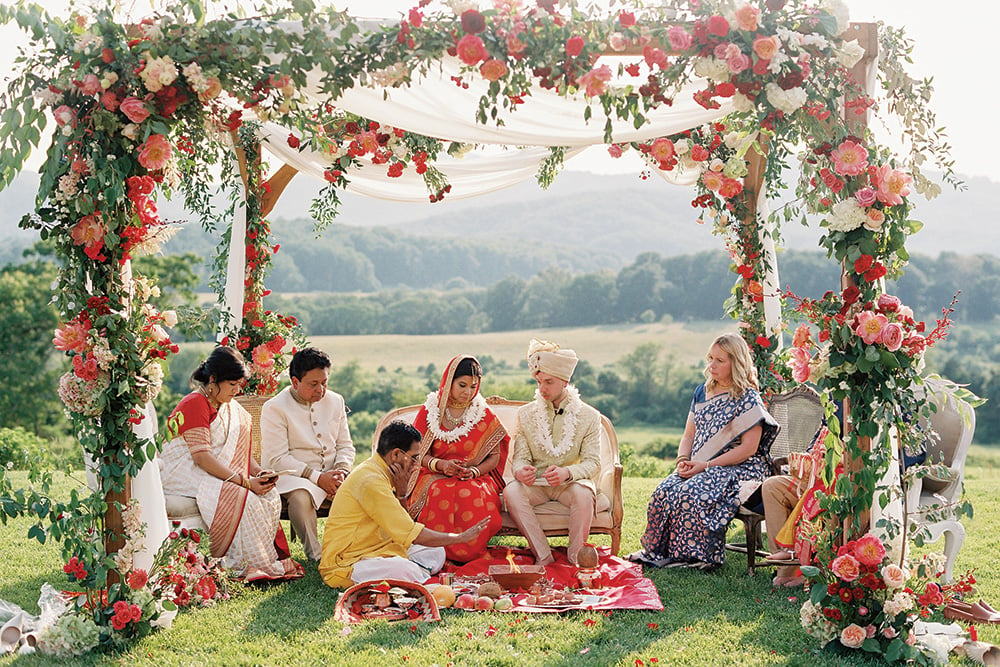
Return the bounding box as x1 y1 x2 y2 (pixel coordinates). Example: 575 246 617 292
434 546 663 612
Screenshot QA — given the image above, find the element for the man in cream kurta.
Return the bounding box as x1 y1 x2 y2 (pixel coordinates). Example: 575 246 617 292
261 347 354 560
504 339 602 566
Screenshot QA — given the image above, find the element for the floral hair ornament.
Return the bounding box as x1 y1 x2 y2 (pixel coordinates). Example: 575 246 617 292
526 338 578 381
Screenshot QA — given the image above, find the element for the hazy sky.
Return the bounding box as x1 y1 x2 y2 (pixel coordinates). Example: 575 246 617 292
1 0 996 182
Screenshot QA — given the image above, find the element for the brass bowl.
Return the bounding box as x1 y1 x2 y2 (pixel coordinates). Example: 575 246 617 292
488 564 545 591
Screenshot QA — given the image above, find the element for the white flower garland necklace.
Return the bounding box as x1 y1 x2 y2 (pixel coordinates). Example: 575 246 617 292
423 391 487 443
524 385 581 458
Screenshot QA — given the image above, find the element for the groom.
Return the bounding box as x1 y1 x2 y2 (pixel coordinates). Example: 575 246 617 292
504 339 602 566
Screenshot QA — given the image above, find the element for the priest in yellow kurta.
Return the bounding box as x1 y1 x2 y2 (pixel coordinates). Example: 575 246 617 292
319 421 489 588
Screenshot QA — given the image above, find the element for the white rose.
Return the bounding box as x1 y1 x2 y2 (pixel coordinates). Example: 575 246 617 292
161 310 178 327
765 82 808 114
837 40 866 69
693 56 731 82
673 138 690 155
731 92 755 112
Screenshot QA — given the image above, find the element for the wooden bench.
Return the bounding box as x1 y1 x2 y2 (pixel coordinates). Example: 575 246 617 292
372 396 624 554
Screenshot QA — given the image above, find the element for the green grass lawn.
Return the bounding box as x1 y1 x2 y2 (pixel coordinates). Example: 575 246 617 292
2 450 998 666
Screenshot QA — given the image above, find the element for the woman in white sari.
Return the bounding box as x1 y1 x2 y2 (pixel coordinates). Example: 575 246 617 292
159 346 302 580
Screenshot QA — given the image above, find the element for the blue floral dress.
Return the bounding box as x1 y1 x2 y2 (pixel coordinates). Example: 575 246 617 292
639 384 778 566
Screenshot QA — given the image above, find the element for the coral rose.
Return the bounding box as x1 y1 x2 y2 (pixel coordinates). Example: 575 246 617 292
119 96 150 123
790 346 812 383
456 34 488 65
479 58 508 82
649 137 675 164
138 134 172 170
126 568 149 590
565 35 585 57
71 213 106 249
852 533 887 567
792 323 812 348
735 4 760 31
831 553 861 582
53 321 90 353
579 65 612 97
840 623 866 649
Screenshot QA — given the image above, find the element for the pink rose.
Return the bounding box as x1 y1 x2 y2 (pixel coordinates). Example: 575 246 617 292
753 36 780 60
881 563 907 589
619 10 636 27
866 624 877 639
667 25 693 51
855 187 877 207
840 624 866 649
735 4 760 31
456 34 488 66
727 52 751 74
119 96 150 124
831 553 861 582
138 134 172 170
607 144 623 158
790 346 812 383
882 626 898 639
854 311 888 345
877 293 901 313
565 35 585 57
53 321 90 353
578 65 612 97
479 58 508 82
707 15 729 37
607 32 628 52
53 104 76 127
853 533 887 567
880 323 904 351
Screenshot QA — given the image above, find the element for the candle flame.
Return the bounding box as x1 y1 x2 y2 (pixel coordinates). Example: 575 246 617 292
506 550 520 574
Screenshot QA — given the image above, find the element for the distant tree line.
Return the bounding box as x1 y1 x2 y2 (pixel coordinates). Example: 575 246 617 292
273 250 1000 335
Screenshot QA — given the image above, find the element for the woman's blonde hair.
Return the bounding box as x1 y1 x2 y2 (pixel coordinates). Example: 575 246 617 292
703 332 759 397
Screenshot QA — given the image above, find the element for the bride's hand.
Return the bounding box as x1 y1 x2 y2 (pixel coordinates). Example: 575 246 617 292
439 460 462 477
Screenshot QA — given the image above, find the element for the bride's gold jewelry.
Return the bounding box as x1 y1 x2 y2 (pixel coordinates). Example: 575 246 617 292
442 408 464 427
446 398 471 409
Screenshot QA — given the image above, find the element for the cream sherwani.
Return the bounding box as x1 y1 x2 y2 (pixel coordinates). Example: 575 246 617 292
261 387 354 559
504 387 601 564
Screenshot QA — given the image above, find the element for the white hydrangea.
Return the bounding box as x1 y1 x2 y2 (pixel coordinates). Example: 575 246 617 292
764 82 808 114
693 56 731 82
820 0 852 35
882 591 915 617
825 197 868 232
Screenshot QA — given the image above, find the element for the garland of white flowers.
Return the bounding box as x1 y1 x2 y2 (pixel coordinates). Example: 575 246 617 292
422 391 487 444
523 385 582 458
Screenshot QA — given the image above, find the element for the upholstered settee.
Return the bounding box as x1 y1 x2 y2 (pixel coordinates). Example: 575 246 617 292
372 396 624 554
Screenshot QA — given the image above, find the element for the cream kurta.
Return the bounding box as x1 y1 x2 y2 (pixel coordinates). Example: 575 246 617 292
510 396 602 491
261 386 354 508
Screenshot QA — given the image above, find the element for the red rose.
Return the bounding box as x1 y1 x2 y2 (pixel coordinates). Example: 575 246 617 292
408 8 423 27
461 9 486 34
853 255 874 274
619 10 636 27
566 35 585 58
102 47 115 63
287 133 300 149
755 335 771 348
387 162 404 178
864 263 887 282
456 34 488 65
842 285 861 305
714 82 736 97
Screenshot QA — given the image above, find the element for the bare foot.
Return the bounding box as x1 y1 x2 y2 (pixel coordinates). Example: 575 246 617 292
766 550 793 561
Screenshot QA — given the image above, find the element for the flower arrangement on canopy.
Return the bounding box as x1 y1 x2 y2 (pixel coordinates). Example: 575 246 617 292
0 0 961 656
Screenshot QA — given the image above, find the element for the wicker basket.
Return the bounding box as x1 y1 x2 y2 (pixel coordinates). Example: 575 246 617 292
235 393 272 465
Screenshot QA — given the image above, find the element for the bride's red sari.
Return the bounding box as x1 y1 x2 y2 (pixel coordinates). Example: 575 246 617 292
406 355 509 562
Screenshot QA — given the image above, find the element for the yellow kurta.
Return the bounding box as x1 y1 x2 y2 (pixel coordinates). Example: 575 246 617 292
318 455 424 588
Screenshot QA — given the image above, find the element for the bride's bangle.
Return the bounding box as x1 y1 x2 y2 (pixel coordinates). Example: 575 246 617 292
469 466 480 478
223 471 238 484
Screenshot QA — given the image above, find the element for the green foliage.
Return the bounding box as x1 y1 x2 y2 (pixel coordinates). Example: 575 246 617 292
0 427 55 470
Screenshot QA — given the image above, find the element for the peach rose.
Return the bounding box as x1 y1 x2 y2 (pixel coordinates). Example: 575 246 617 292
753 36 780 60
199 77 222 102
735 4 760 31
881 563 908 590
701 170 724 192
479 58 508 82
70 213 105 249
138 134 172 171
830 553 861 582
840 623 866 649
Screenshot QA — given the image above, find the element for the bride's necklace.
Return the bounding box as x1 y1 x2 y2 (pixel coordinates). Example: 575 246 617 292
442 408 464 427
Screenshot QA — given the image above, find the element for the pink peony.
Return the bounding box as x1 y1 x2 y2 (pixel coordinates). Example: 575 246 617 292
701 170 724 192
830 139 869 177
734 4 760 31
456 34 488 66
479 58 508 82
840 624 866 649
881 563 907 589
872 165 912 206
649 137 675 163
854 311 888 345
718 178 743 199
120 96 150 123
138 134 172 171
70 213 106 249
53 321 90 353
830 553 861 582
579 65 612 97
880 322 904 351
667 25 693 51
852 533 887 567
753 36 780 60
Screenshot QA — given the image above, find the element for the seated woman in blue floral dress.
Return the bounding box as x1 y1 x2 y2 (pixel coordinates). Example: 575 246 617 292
628 333 779 570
